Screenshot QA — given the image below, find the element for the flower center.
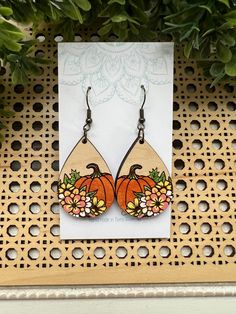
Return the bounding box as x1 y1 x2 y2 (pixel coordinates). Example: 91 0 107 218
154 200 161 207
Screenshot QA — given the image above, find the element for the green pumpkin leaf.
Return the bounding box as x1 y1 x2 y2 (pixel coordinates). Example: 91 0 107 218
158 171 166 183
69 169 80 184
63 174 70 184
149 168 160 183
144 185 151 191
135 192 145 199
79 186 87 192
87 191 96 198
63 174 70 185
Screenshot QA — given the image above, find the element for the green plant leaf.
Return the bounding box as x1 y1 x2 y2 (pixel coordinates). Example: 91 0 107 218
108 0 125 5
0 109 14 118
111 14 128 23
130 23 139 34
0 6 13 16
199 5 212 14
98 23 112 36
1 38 21 52
220 33 235 47
210 62 224 77
74 0 91 11
225 53 236 76
11 66 28 84
225 10 236 25
59 2 83 22
217 0 230 8
210 71 225 87
0 132 4 142
216 42 232 63
184 41 193 58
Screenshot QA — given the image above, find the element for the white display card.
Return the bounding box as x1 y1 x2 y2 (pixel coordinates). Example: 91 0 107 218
58 42 174 239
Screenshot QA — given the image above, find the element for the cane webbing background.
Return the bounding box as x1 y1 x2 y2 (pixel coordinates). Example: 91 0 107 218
0 27 235 286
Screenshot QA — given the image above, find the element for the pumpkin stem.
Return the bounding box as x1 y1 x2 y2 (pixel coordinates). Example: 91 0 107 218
86 163 102 178
128 164 142 179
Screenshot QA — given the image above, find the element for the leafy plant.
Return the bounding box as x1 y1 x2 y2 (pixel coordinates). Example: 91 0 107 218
155 0 236 86
1 0 236 85
0 100 14 142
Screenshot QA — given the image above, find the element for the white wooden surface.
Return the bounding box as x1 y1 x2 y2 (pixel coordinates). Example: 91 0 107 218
0 297 236 314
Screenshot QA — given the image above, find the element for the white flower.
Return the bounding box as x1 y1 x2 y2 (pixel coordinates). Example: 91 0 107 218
142 207 148 214
85 201 92 208
85 208 91 213
147 211 153 216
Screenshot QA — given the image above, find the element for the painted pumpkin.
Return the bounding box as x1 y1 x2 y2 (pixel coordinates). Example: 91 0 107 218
75 163 115 208
115 164 156 210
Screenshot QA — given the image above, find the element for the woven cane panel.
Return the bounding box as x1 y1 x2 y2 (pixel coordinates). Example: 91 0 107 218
0 27 235 286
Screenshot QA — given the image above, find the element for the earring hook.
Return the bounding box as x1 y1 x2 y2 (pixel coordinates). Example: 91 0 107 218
140 85 146 109
86 86 92 110
137 85 146 144
82 86 92 143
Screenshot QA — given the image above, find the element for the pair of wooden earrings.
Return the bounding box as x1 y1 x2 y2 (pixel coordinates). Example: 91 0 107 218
58 86 173 219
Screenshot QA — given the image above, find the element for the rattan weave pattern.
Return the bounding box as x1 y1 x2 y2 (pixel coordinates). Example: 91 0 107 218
0 27 235 285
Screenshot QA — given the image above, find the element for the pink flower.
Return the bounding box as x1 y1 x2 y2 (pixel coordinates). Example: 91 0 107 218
63 194 86 214
146 193 169 213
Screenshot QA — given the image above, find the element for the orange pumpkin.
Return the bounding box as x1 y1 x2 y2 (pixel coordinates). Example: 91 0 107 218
115 164 156 210
75 163 115 208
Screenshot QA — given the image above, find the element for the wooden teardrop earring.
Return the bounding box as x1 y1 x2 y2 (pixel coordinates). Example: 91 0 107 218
115 85 173 219
58 87 115 218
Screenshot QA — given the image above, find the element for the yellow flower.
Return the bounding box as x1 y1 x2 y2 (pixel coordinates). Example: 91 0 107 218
58 181 79 200
126 198 146 218
90 197 107 216
127 198 139 210
156 180 172 194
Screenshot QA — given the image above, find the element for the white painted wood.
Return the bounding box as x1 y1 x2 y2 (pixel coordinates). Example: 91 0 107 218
0 297 236 314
